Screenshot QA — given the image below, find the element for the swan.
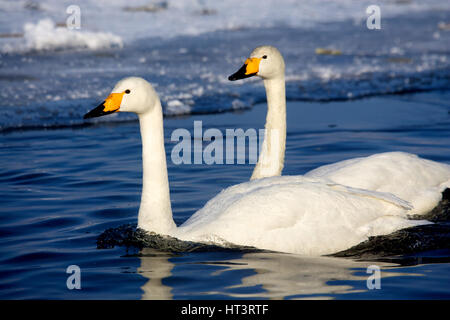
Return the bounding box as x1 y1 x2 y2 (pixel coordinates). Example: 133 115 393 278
228 45 450 215
229 46 286 180
84 77 446 255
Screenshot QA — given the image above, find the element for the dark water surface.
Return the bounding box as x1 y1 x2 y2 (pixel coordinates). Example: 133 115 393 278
0 91 449 299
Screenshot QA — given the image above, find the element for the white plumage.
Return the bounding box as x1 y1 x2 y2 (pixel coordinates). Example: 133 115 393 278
175 174 432 255
305 151 450 215
85 55 450 255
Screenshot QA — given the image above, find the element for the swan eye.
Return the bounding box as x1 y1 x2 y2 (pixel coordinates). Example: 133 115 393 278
262 55 267 59
125 89 131 94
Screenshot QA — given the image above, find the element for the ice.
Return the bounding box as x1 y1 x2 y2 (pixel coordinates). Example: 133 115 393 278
1 0 449 45
1 19 123 53
0 1 449 131
166 99 192 115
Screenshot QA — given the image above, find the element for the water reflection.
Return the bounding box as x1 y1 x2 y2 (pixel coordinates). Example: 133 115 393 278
138 248 174 300
137 249 421 299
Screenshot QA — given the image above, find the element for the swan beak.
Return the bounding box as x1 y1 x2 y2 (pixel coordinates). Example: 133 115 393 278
228 57 261 81
83 92 124 119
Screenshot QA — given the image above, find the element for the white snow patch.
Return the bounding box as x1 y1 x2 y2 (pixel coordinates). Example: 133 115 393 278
165 99 191 115
1 19 123 53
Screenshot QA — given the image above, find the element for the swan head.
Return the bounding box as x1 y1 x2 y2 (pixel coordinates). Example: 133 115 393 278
84 77 159 119
228 46 285 81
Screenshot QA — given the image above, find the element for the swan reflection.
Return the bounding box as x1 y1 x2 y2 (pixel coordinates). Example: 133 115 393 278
138 249 417 299
138 248 174 300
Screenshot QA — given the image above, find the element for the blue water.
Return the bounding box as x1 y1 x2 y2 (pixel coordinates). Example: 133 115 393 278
1 91 449 299
1 7 450 299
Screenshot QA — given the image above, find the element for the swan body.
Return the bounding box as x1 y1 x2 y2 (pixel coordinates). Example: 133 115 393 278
84 73 449 255
174 175 427 255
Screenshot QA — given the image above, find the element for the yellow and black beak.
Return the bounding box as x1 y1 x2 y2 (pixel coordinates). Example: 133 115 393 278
228 57 261 81
83 92 124 119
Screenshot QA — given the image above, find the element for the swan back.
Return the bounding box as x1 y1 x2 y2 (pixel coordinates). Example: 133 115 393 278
305 152 450 215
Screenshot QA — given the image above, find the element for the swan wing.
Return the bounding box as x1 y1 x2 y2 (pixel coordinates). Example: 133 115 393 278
305 152 450 214
325 182 413 210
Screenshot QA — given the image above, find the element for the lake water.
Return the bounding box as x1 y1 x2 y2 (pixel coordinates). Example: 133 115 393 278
0 1 449 299
1 93 449 299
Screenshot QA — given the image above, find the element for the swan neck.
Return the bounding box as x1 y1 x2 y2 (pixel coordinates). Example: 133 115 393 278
251 75 286 180
138 103 176 234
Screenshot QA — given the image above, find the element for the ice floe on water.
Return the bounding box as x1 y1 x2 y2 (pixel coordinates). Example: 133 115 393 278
1 0 449 43
166 99 192 116
1 19 123 53
0 1 449 130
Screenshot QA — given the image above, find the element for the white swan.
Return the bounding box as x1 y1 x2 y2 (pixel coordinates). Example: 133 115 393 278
228 45 450 215
84 77 448 255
